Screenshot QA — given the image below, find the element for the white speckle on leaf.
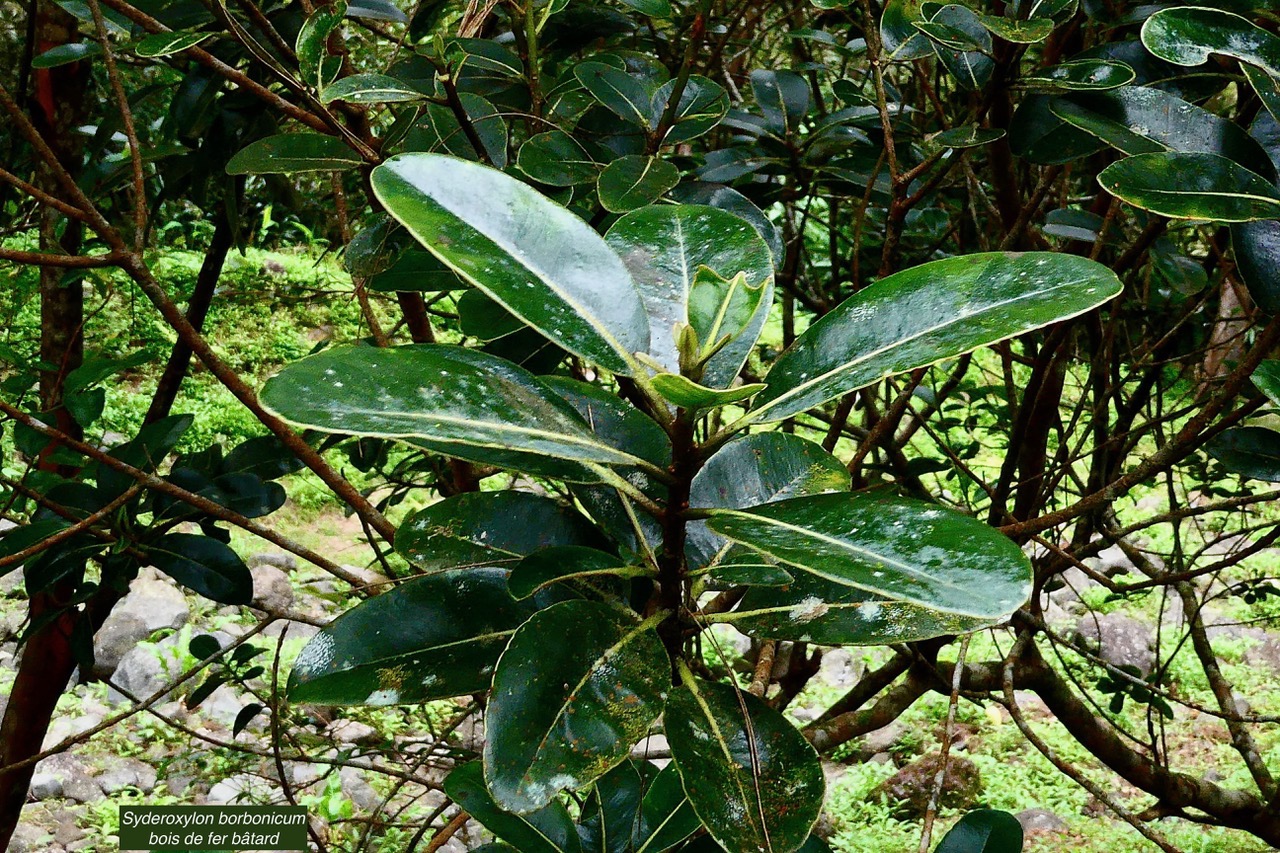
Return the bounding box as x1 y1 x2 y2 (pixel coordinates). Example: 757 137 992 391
365 688 400 706
790 596 829 623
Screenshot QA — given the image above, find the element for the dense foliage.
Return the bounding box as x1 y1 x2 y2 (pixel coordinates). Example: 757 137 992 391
5 0 1280 851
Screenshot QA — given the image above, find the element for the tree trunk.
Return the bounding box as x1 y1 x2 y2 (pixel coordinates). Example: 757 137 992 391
0 3 90 846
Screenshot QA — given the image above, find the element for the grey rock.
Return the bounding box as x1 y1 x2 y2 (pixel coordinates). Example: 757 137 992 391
97 757 158 795
42 703 106 750
326 719 379 745
871 752 982 818
0 566 23 598
1243 632 1280 673
1047 566 1097 605
1072 613 1157 678
206 773 283 805
92 612 150 678
30 773 64 800
33 754 101 803
859 720 906 758
817 648 859 688
107 631 212 704
111 578 190 634
250 564 295 614
340 767 380 811
249 552 298 573
1085 543 1136 577
9 822 54 853
339 564 393 594
262 619 320 641
54 812 85 846
200 684 259 732
1017 808 1067 833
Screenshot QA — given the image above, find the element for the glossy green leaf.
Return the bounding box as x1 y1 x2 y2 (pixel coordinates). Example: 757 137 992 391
1043 208 1103 242
97 414 193 502
397 491 603 572
1098 152 1280 222
934 809 1025 853
704 492 1031 620
716 569 998 645
1141 7 1280 78
288 567 535 704
669 182 784 263
576 62 660 129
345 0 406 22
914 18 988 53
445 762 582 853
146 533 252 605
1048 86 1274 178
371 153 648 375
413 94 508 168
750 70 810 135
752 252 1122 423
606 205 774 389
1254 360 1280 407
976 14 1054 43
651 375 765 410
580 760 644 853
1009 95 1108 165
1023 59 1135 91
367 248 465 292
518 130 599 186
928 5 993 91
881 0 933 60
619 0 672 15
297 3 345 91
688 269 769 363
658 75 729 143
485 601 669 813
508 546 651 599
260 344 655 472
598 156 680 213
929 125 1005 149
458 289 525 341
666 674 824 853
633 763 702 852
135 31 212 57
1207 426 1280 481
33 42 101 68
226 133 362 174
320 73 425 104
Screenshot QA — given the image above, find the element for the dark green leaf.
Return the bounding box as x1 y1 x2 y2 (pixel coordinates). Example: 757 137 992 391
651 375 766 410
146 533 252 605
321 73 426 104
135 31 211 57
934 809 1025 853
666 674 824 853
632 763 702 852
929 125 1005 149
688 432 849 570
260 344 654 472
1207 426 1280 481
1253 360 1280 407
396 491 603 573
518 130 599 186
605 205 774 389
753 252 1122 422
288 567 536 704
1098 152 1280 222
1141 6 1280 78
881 0 933 60
445 763 582 853
33 43 101 68
226 133 362 174
598 156 680 213
575 62 660 129
345 0 406 21
751 70 810 135
705 492 1031 621
485 601 668 812
657 75 729 143
233 703 265 737
189 634 222 660
297 3 346 91
1023 60 1135 91
507 547 650 599
371 154 648 375
976 14 1054 43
